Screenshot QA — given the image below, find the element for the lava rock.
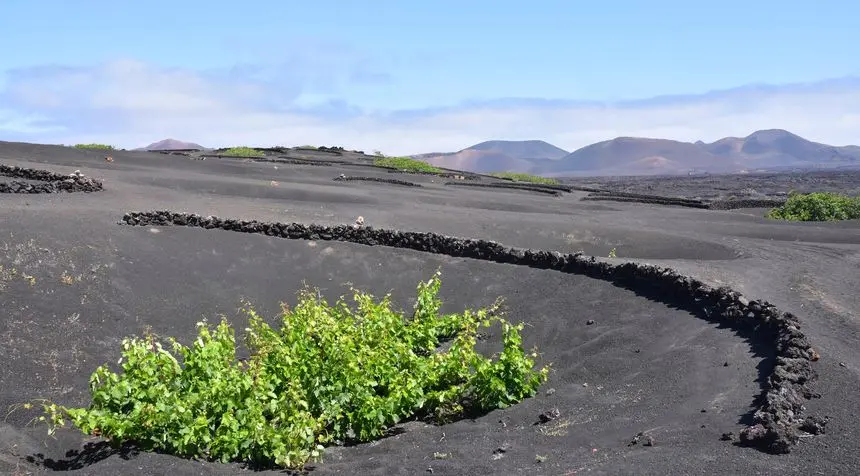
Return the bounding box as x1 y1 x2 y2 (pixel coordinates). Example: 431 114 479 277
537 408 560 424
118 210 825 455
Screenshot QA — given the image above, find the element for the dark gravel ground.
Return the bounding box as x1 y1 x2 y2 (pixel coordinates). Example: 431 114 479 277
564 171 860 201
0 141 859 475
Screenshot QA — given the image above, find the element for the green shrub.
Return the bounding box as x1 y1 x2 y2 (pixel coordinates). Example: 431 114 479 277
36 272 548 469
374 157 442 173
489 172 560 185
766 191 860 221
73 143 115 150
222 146 265 158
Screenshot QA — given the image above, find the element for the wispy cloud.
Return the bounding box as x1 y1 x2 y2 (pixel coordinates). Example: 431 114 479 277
0 109 64 135
2 58 860 154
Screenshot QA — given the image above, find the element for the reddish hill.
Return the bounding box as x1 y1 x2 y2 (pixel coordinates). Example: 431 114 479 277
544 137 741 175
138 139 205 151
414 140 568 173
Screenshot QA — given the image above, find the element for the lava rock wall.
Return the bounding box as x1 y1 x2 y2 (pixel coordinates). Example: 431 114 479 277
333 176 423 187
709 199 788 210
0 165 104 193
582 191 788 210
385 170 482 180
444 182 564 196
451 181 575 193
582 192 709 208
120 210 823 454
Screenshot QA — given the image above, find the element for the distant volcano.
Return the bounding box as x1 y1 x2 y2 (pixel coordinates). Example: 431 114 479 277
413 130 860 176
412 140 569 174
137 139 205 151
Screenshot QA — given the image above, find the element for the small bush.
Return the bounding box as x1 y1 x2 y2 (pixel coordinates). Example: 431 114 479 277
766 191 860 221
489 172 560 185
73 143 115 150
37 272 548 469
222 147 265 158
374 157 442 173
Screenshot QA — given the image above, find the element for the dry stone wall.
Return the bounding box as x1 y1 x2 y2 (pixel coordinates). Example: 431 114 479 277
444 182 564 196
333 176 423 187
0 164 103 193
119 210 824 454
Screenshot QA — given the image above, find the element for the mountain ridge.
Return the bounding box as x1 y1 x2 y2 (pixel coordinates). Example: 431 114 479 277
413 129 860 176
415 139 568 174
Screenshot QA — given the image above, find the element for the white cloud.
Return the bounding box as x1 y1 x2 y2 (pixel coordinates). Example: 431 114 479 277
2 59 860 154
0 109 64 135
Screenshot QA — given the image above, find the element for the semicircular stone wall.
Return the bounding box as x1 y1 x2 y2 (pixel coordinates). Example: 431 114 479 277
119 210 824 454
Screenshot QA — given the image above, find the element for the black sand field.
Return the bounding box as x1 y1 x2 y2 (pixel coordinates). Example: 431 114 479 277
0 142 858 475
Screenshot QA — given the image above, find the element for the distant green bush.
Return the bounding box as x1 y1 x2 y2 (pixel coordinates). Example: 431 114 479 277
766 191 860 221
36 272 548 470
489 172 560 185
374 157 442 173
73 143 115 150
222 146 265 158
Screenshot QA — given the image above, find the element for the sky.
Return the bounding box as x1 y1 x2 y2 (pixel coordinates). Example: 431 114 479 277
2 0 860 154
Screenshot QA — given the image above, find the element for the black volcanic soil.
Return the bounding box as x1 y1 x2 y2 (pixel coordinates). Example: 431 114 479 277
565 170 860 201
1 142 859 475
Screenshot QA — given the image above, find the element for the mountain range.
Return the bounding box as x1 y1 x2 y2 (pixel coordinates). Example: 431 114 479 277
134 129 860 176
414 129 860 176
411 140 568 174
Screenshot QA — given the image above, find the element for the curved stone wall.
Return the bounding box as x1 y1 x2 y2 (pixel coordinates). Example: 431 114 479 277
118 210 823 455
582 195 710 208
385 170 482 180
582 191 788 210
444 182 564 196
333 176 423 187
709 199 788 210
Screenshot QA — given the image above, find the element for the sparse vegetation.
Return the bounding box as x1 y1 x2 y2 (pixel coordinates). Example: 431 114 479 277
374 157 443 173
222 147 265 158
60 271 75 285
35 272 548 470
73 143 115 150
766 191 860 221
489 172 560 185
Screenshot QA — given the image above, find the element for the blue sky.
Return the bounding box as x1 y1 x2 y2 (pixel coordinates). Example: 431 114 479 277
2 0 860 153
